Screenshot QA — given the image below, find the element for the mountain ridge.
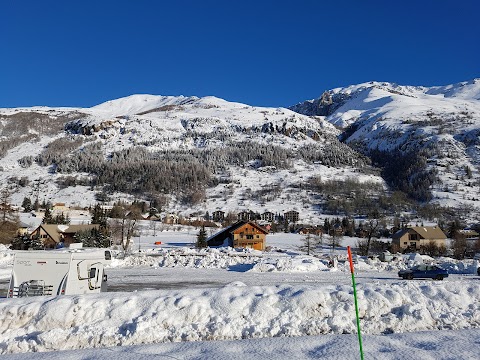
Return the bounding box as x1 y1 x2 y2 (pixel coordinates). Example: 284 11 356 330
1 78 479 224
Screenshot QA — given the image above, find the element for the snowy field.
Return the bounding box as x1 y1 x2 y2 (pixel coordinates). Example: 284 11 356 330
1 230 480 359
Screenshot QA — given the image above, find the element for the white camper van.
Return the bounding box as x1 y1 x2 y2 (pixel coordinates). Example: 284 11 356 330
8 248 112 298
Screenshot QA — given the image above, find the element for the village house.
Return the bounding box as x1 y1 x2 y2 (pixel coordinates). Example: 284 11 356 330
30 224 100 249
284 210 299 223
163 213 179 225
457 229 479 241
17 222 30 236
207 221 268 251
261 211 275 223
52 202 69 213
237 210 259 222
392 226 447 252
145 214 161 221
297 226 323 236
212 210 225 222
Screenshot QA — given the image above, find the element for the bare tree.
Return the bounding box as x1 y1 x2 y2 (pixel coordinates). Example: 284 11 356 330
298 234 317 255
327 233 342 253
364 218 381 256
423 240 441 257
149 220 158 237
451 233 468 259
109 204 138 255
0 188 13 222
0 188 19 245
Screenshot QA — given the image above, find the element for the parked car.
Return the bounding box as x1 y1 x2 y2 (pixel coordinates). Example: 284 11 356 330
398 264 449 280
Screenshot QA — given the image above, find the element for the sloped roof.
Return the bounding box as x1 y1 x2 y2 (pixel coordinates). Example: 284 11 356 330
392 228 409 239
207 221 268 246
37 224 62 243
411 226 447 240
207 221 248 244
33 224 100 243
60 224 99 234
392 226 446 240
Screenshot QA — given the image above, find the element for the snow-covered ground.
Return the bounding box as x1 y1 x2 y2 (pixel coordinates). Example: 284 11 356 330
1 230 480 358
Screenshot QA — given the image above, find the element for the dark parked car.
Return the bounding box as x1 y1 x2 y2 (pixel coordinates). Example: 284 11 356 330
398 264 449 280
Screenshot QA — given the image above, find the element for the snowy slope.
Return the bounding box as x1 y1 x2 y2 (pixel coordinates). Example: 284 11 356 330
290 79 480 212
0 95 371 224
290 79 480 128
3 79 480 220
75 94 338 151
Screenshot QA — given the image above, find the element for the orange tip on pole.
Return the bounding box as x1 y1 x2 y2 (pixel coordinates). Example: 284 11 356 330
347 246 354 274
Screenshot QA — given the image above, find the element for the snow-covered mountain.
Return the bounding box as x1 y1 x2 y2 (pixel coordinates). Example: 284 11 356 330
290 79 480 128
290 79 480 214
0 95 374 224
2 79 480 224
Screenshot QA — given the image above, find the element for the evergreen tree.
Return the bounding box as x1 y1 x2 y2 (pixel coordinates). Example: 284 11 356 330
33 198 40 211
196 226 208 248
74 228 110 248
447 219 461 239
12 234 43 250
465 165 472 179
21 197 32 212
323 218 331 235
53 212 69 225
42 207 54 224
91 204 108 229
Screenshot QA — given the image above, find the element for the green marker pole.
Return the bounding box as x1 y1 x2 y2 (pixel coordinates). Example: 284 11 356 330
347 246 364 360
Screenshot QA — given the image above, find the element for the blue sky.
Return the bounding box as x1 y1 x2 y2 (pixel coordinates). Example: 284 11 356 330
1 0 479 108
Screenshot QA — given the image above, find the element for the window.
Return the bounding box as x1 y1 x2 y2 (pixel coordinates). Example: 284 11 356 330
246 235 254 240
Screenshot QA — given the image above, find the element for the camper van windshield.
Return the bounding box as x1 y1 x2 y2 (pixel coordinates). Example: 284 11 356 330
89 268 97 279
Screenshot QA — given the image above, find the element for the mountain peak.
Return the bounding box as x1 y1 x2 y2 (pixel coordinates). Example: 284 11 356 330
91 94 200 117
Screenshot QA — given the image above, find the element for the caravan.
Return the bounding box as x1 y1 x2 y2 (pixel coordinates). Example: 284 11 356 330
8 248 112 298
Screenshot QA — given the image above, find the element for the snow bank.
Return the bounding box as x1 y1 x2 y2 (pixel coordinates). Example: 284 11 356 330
1 281 479 354
436 257 479 274
0 248 14 280
249 256 329 272
109 248 262 269
107 250 480 276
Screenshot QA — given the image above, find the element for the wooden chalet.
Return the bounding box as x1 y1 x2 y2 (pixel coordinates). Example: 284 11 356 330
30 224 100 249
207 221 268 251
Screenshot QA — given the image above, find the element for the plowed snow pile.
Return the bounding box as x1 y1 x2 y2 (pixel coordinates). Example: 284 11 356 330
1 281 479 354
